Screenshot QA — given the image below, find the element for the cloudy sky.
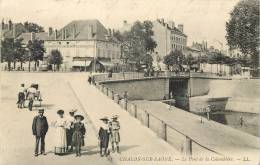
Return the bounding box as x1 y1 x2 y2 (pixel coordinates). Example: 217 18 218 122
0 0 239 49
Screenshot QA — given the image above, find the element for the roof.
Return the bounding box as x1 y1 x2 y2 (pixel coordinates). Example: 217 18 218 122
1 23 26 39
170 27 187 37
47 19 117 42
17 32 48 44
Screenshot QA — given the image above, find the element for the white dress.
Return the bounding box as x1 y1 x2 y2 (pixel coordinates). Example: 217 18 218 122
54 117 68 154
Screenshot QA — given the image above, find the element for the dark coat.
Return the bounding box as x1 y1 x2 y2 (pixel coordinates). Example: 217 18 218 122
32 116 48 136
72 122 86 146
98 127 110 148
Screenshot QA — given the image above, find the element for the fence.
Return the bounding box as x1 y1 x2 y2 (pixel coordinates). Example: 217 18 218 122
94 81 222 156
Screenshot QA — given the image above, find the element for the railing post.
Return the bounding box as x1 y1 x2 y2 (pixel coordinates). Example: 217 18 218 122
146 111 150 128
106 87 109 96
101 85 104 93
162 121 167 141
123 91 128 110
114 94 119 104
185 136 192 156
111 90 114 100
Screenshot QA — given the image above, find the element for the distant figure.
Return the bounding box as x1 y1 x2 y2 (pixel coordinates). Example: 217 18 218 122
17 83 26 108
110 115 120 153
72 115 86 157
98 117 110 157
66 109 77 152
239 116 244 127
27 85 37 111
53 110 68 155
88 76 92 85
163 96 166 100
32 109 49 157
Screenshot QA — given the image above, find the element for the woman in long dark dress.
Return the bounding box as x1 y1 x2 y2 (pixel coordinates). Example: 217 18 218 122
98 117 110 157
72 115 86 157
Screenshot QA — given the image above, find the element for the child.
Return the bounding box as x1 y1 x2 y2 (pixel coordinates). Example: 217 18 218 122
72 115 86 157
98 117 110 157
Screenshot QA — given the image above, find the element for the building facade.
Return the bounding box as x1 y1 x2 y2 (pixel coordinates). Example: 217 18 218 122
152 19 188 58
44 20 121 71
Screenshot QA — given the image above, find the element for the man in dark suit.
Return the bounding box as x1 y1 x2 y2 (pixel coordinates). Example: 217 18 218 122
32 109 49 156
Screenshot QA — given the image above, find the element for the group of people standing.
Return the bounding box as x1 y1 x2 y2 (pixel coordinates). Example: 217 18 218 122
32 109 86 157
31 108 121 158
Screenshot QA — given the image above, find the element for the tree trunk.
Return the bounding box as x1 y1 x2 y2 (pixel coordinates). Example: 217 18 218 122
28 60 31 72
20 62 23 70
8 61 11 71
34 61 37 71
13 61 16 70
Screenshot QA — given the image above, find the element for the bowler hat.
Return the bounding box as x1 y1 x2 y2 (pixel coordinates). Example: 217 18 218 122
74 115 84 121
57 109 64 115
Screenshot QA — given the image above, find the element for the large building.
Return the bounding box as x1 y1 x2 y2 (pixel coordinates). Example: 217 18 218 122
0 20 26 41
152 19 188 58
44 20 121 71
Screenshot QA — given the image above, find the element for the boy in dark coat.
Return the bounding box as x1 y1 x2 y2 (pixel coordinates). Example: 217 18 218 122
32 109 49 156
72 115 86 157
98 117 110 157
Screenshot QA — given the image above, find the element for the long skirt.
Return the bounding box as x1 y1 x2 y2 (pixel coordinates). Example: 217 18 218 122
111 131 120 143
54 127 67 155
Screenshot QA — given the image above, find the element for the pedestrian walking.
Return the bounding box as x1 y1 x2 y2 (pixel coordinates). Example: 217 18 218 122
98 117 110 157
72 115 86 157
66 109 77 152
88 76 92 85
17 84 26 108
110 115 120 153
53 110 68 155
27 85 37 111
32 109 49 157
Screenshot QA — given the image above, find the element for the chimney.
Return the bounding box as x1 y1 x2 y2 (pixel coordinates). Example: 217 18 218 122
177 24 184 33
48 27 53 37
89 25 94 38
31 32 35 41
123 20 127 25
8 20 12 30
1 20 4 30
54 29 58 40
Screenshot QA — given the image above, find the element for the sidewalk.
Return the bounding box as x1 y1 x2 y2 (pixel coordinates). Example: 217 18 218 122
69 78 180 165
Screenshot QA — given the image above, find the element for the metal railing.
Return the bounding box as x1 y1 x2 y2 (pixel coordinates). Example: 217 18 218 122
94 83 223 156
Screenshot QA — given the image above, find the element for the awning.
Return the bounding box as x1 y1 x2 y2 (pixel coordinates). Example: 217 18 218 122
72 60 91 67
99 61 114 67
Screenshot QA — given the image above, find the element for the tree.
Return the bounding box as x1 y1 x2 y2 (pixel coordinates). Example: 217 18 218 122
27 40 45 71
1 38 15 71
47 49 63 71
163 50 184 70
119 20 157 70
226 0 259 77
184 54 195 69
24 21 45 33
13 38 27 70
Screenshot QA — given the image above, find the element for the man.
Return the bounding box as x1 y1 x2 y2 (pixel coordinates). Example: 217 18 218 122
32 109 49 156
17 84 26 108
27 85 37 111
109 115 120 153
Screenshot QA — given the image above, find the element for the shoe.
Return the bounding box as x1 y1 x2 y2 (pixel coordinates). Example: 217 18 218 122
100 154 104 157
41 152 47 155
34 153 38 157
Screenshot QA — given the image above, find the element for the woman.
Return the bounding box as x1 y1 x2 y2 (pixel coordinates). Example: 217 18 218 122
66 109 77 152
53 110 68 155
98 117 110 157
72 115 86 157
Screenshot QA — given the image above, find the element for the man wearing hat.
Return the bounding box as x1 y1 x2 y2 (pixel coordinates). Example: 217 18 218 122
32 109 49 156
66 109 77 152
110 115 120 153
72 115 86 157
17 83 26 108
98 117 110 157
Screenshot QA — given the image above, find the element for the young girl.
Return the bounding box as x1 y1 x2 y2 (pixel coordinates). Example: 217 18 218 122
72 115 86 157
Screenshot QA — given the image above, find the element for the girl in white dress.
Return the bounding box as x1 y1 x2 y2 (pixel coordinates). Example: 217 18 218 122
53 110 68 155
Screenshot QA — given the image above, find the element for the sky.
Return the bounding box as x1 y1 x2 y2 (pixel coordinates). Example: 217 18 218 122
0 0 240 49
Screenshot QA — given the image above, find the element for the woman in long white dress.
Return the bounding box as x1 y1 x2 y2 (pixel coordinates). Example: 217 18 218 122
53 110 68 155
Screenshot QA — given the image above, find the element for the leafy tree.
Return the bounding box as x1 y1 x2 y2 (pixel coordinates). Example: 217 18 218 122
24 21 45 33
119 21 157 70
226 0 259 76
13 38 27 69
27 39 45 71
1 38 15 71
163 50 184 70
47 49 63 71
184 54 195 68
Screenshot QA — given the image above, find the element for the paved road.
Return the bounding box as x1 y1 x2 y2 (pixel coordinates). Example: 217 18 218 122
0 72 112 165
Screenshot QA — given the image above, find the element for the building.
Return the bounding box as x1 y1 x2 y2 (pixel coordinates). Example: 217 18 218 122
44 20 121 71
17 32 48 45
152 19 188 58
0 20 26 41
